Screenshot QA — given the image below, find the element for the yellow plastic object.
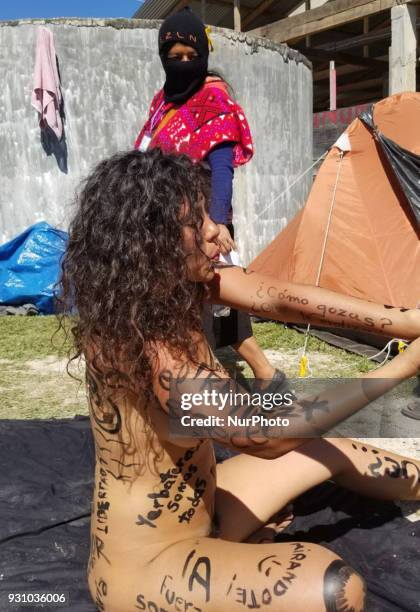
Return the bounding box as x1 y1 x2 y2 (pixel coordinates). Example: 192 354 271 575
397 340 406 353
205 26 214 52
299 355 308 378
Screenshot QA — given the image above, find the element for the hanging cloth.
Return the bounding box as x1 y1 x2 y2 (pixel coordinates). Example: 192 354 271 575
31 26 63 140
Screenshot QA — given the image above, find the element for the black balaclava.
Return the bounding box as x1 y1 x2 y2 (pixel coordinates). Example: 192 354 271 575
158 7 209 105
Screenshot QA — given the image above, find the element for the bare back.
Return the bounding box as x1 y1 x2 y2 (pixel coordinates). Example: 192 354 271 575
84 340 371 612
86 345 220 607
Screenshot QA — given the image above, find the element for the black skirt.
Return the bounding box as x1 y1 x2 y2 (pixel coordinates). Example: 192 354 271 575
202 304 253 349
202 223 253 349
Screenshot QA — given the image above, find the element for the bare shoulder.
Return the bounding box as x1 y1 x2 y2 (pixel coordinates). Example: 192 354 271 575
151 335 228 415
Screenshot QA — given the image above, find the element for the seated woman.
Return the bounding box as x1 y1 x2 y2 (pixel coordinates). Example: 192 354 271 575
60 149 420 612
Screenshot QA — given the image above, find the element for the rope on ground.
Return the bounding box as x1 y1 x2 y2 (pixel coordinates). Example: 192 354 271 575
368 338 408 370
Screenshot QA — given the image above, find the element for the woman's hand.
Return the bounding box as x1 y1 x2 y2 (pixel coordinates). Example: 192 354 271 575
216 224 236 255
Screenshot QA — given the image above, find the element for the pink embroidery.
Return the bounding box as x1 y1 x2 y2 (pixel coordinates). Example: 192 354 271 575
134 84 253 167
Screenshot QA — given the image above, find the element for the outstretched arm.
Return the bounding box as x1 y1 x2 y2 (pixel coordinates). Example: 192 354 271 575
207 266 420 340
152 333 420 460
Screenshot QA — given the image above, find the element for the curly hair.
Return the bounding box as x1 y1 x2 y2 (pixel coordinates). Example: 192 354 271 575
59 149 213 468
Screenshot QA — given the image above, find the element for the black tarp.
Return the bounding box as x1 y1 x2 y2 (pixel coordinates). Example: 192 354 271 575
0 418 419 611
0 418 96 612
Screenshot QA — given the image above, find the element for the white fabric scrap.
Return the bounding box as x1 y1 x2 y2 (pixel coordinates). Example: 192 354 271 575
333 132 352 153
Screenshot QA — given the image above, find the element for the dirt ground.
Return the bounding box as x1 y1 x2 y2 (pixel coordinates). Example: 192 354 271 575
0 355 88 419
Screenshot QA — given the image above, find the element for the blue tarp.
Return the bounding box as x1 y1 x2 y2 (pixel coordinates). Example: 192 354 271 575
0 222 68 314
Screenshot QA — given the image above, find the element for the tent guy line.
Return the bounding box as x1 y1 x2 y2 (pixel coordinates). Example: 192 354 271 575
256 150 328 220
299 150 346 377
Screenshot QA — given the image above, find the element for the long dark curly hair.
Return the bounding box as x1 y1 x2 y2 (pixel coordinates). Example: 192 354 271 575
59 149 212 465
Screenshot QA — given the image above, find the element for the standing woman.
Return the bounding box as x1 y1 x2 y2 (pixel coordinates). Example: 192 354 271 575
134 7 282 384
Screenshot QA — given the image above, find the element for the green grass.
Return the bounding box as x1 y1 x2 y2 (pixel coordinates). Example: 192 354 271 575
253 321 336 350
0 315 71 361
252 321 373 376
0 316 372 419
0 316 372 371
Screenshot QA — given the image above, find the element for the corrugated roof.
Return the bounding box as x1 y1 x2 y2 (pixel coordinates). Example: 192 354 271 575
133 0 178 19
132 0 294 27
134 0 234 27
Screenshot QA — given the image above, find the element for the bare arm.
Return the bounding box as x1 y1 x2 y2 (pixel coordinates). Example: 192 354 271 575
152 334 420 460
207 266 420 340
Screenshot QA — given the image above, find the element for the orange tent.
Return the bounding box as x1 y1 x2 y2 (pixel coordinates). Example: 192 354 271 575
250 93 420 308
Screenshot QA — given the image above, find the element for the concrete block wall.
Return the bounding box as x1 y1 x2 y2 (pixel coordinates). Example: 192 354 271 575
0 19 312 263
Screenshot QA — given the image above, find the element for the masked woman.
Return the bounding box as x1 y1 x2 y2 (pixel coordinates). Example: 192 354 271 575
134 7 284 386
60 148 420 612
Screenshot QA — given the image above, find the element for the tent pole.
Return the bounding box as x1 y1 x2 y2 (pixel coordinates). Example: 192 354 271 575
329 60 337 111
234 0 241 32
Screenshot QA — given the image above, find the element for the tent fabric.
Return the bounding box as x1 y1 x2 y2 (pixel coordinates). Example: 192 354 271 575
359 105 420 227
250 93 420 309
0 221 68 314
0 417 419 611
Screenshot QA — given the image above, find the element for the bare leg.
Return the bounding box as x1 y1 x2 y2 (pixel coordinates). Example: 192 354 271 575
216 437 420 542
232 335 275 379
107 537 366 612
330 438 420 500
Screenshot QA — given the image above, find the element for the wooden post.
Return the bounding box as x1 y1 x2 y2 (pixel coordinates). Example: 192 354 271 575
329 60 337 111
389 3 417 94
363 16 369 57
305 0 311 47
234 0 241 32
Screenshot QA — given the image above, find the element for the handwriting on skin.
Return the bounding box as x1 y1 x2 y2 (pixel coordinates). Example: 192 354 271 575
384 304 409 313
87 369 122 434
94 578 107 612
256 284 309 307
88 533 110 571
304 304 392 331
169 359 379 443
136 445 206 528
135 544 309 610
96 465 110 536
225 543 308 608
351 442 420 483
136 574 202 611
87 366 136 572
247 282 396 333
182 550 211 603
87 384 113 570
